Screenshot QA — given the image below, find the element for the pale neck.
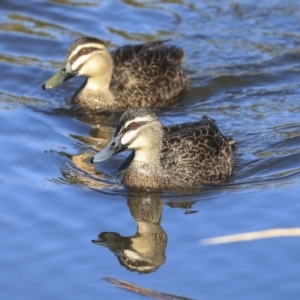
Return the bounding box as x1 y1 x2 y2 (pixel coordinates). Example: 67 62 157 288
75 84 116 109
132 124 163 165
85 75 111 92
133 147 161 165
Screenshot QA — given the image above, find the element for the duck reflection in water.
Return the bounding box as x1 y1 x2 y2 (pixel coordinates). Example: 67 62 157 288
92 193 167 274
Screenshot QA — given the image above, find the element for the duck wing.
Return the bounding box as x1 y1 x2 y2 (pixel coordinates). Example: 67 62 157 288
161 117 235 183
163 116 221 134
110 41 188 107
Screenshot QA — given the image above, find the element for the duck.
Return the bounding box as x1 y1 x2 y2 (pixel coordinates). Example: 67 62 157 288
91 108 235 189
43 37 188 110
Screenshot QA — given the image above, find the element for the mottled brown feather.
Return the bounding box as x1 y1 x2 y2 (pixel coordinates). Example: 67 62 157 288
58 37 188 109
111 109 236 189
110 41 187 108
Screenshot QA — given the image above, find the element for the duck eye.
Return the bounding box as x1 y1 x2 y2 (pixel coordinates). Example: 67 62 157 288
129 122 138 130
80 48 88 55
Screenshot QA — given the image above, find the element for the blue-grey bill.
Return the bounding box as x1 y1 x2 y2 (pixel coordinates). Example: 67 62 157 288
42 62 76 90
91 137 123 163
43 68 66 89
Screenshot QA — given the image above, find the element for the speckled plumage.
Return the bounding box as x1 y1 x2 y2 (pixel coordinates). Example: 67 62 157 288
44 37 188 110
92 109 235 189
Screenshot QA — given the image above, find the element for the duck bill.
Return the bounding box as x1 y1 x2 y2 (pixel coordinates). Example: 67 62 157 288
91 136 126 163
42 62 77 90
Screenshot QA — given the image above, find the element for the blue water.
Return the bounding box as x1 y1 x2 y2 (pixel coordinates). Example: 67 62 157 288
1 0 300 299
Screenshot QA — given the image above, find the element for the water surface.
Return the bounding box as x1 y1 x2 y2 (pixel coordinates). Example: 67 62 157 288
1 0 300 299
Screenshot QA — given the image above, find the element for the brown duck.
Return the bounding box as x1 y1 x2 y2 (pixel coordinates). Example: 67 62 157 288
91 108 235 189
43 37 188 110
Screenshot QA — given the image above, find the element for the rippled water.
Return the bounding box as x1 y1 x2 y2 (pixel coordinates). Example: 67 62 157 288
1 0 300 299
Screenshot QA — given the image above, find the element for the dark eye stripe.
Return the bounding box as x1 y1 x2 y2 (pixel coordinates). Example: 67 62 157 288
69 47 102 66
126 121 148 132
114 121 148 137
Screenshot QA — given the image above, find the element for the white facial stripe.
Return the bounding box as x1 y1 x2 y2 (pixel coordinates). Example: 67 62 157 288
120 130 137 146
129 136 148 149
124 116 152 129
122 132 149 152
71 54 92 71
